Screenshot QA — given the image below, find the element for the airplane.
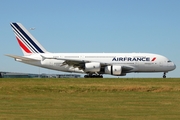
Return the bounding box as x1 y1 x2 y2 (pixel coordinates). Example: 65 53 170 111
30 27 35 30
6 22 176 78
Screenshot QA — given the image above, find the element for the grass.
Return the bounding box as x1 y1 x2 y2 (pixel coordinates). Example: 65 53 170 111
0 78 180 120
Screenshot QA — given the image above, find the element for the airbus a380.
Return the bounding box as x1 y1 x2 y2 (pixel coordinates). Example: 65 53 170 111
6 23 176 78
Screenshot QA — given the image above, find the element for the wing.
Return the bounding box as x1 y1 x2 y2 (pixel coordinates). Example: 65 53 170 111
41 55 134 73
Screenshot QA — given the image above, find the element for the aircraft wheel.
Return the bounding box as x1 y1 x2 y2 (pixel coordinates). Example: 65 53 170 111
84 75 89 78
163 72 166 78
84 75 103 78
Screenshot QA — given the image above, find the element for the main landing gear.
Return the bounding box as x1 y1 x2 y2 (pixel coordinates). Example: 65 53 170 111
163 72 166 78
84 74 103 78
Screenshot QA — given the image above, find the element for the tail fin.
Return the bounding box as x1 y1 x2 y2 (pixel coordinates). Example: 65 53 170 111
10 23 48 56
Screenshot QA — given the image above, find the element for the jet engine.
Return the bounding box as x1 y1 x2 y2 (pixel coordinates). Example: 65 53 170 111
105 65 122 75
85 62 101 72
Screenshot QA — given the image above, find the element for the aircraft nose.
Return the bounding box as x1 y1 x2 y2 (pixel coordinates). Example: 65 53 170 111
172 63 176 70
167 61 176 71
170 62 176 71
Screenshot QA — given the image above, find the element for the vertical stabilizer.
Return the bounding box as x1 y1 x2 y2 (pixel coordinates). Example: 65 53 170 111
10 23 48 56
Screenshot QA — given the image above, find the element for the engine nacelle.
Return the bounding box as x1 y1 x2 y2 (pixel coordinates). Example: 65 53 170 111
105 65 122 76
85 62 101 72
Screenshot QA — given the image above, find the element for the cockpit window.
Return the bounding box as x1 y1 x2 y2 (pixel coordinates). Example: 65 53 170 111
167 60 172 62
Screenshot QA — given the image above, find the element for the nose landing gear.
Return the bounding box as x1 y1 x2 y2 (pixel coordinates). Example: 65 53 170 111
163 72 166 78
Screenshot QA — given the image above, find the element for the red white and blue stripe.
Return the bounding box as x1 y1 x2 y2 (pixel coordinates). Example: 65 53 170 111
10 23 47 55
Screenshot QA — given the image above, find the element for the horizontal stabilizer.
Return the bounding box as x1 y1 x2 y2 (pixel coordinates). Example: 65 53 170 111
5 54 39 61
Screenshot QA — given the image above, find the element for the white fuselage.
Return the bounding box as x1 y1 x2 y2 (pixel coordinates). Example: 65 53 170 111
21 53 176 74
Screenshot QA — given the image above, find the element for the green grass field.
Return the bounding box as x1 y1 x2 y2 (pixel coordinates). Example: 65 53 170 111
0 78 180 120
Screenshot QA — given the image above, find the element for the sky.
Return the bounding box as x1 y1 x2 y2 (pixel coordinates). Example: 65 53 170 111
0 0 179 78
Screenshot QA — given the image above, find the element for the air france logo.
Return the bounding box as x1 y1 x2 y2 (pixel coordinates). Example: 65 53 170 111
112 57 156 62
